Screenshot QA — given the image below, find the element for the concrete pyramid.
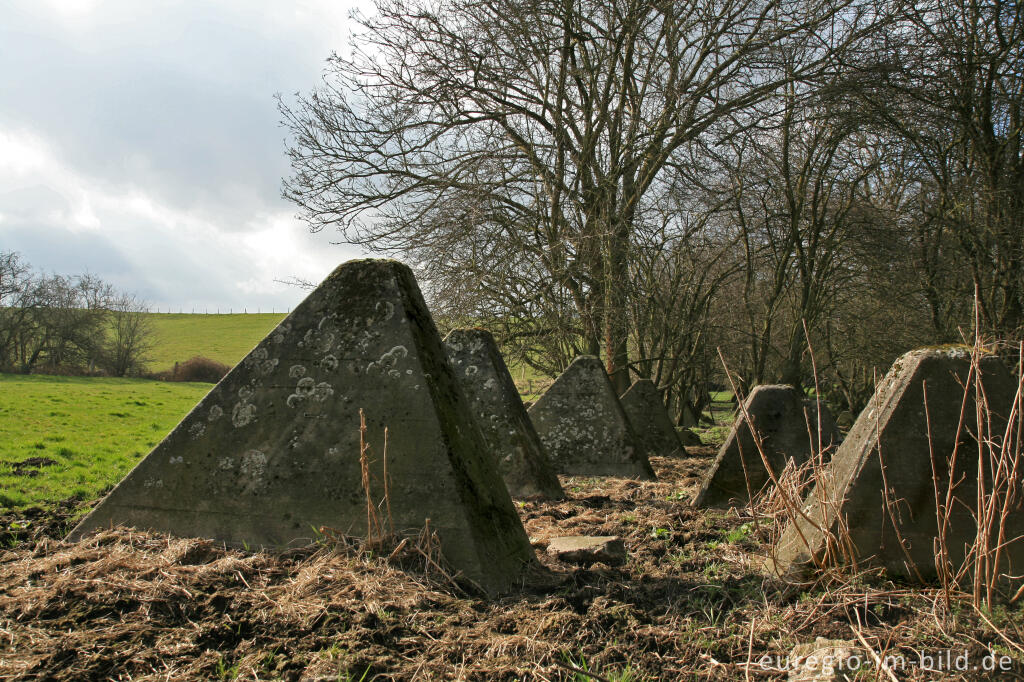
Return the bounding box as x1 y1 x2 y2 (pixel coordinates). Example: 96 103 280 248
444 329 564 499
528 356 656 480
68 259 536 594
773 349 1023 581
619 379 685 459
693 385 838 509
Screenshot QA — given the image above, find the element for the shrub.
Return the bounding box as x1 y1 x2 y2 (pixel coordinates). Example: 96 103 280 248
150 356 230 383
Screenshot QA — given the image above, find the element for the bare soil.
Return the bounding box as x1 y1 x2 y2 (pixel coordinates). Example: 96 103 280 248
2 449 1022 680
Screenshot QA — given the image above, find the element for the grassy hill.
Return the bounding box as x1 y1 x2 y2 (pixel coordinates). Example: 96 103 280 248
142 312 553 391
144 312 286 371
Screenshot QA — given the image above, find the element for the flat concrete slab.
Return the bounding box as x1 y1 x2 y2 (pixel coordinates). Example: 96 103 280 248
693 385 839 509
444 328 563 499
546 536 626 566
619 379 684 458
528 356 655 480
772 348 1023 582
67 259 536 595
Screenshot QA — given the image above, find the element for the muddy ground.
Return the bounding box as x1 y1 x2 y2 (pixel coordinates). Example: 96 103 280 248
2 448 1023 680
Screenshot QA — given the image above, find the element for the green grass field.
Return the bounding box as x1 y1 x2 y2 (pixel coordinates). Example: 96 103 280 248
145 312 286 371
0 374 210 512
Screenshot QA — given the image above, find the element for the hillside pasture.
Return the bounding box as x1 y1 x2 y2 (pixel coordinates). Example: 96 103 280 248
145 313 286 371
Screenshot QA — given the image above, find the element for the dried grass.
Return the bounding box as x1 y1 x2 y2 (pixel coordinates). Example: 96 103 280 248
2 452 1022 679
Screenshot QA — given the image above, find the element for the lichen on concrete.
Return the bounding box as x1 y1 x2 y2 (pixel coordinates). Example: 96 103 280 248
527 356 655 480
444 329 564 499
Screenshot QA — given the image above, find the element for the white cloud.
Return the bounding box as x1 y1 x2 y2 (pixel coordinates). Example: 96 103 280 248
0 129 53 176
39 0 100 19
0 1 371 310
0 128 105 233
0 126 360 310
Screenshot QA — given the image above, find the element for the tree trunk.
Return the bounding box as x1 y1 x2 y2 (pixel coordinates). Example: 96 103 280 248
604 215 632 394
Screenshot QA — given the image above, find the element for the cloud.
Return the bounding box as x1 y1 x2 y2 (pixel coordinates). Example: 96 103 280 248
0 0 370 310
0 124 360 310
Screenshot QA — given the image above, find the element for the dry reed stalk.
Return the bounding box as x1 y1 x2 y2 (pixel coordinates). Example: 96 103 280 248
924 382 953 614
756 457 813 521
358 408 383 547
925 307 1024 610
411 518 472 595
717 349 822 554
971 340 1024 608
802 319 833 475
876 428 927 583
848 610 900 682
721 376 759 523
358 408 396 550
982 342 1024 605
796 325 864 572
383 426 394 536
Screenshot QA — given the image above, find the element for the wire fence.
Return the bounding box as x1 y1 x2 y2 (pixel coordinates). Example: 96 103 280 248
144 307 292 315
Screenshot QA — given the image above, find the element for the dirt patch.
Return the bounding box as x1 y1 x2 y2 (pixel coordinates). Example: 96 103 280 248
9 457 58 477
0 496 81 547
1 449 1021 680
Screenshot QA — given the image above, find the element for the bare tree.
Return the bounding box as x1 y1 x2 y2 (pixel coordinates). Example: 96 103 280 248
280 0 882 389
862 0 1024 339
695 74 879 389
103 293 155 377
0 252 33 371
627 185 740 423
0 251 154 376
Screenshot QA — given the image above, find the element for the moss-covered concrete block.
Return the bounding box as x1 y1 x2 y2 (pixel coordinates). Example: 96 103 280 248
619 379 684 458
67 259 536 595
527 356 655 480
693 385 838 509
773 349 1024 583
444 328 563 499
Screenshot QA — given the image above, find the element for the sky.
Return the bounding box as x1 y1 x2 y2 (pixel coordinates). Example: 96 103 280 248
0 0 370 312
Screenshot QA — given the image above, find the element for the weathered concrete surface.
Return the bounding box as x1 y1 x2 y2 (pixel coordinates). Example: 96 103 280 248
528 356 656 480
773 349 1023 582
546 536 627 566
444 328 563 499
693 385 839 509
619 379 685 458
67 259 536 594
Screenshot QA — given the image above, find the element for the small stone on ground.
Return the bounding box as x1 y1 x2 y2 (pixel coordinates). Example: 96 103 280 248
788 638 863 681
